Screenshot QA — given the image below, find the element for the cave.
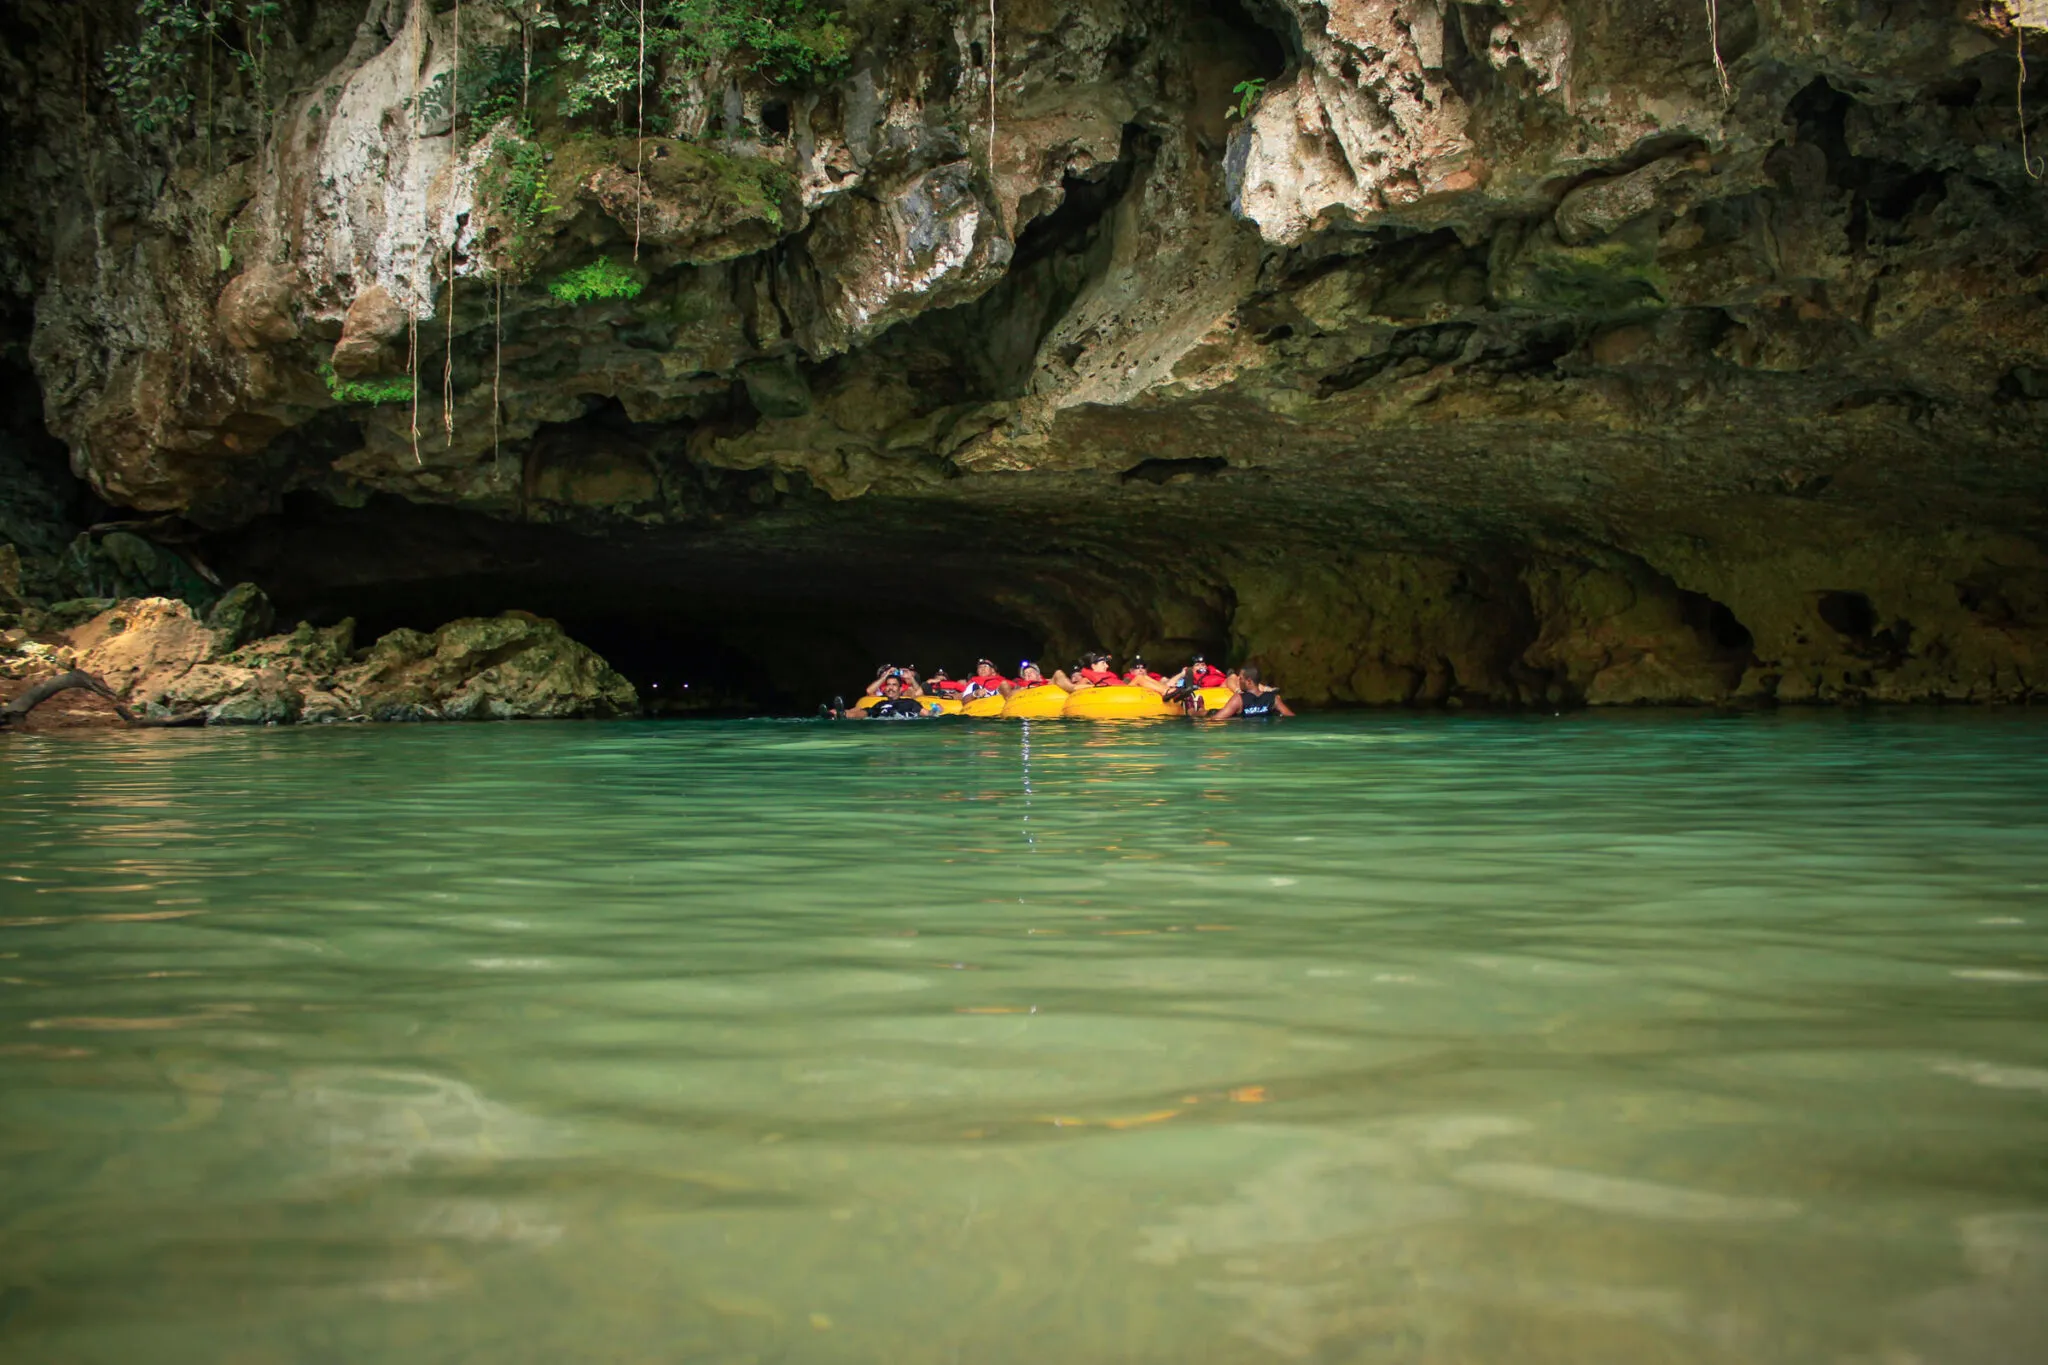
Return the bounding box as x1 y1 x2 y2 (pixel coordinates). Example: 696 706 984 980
4 0 2048 724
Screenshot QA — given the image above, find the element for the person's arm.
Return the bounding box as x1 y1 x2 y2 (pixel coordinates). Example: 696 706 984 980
864 678 887 697
1053 669 1079 692
1202 693 1244 722
1275 695 1296 717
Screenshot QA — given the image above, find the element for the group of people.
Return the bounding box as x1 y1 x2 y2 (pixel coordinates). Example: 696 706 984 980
831 653 1293 720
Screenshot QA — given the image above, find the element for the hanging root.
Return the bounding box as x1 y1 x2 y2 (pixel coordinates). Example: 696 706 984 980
2023 22 2046 179
1 671 207 731
1706 0 1731 104
445 0 462 448
988 0 999 170
492 272 503 472
634 0 647 262
407 0 426 466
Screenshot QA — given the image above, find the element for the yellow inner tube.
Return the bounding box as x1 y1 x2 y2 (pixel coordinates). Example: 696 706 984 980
1195 686 1235 711
1063 685 1178 719
851 694 960 715
1001 685 1069 719
961 694 1006 717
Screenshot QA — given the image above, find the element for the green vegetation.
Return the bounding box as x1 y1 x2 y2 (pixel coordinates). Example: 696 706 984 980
481 133 558 241
319 364 416 406
1226 78 1266 122
558 0 851 126
548 257 644 303
103 0 282 135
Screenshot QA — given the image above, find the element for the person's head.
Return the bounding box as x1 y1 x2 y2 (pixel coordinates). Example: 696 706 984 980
1130 654 1146 672
1240 665 1262 686
1190 654 1208 671
1018 660 1043 681
875 663 895 680
974 658 998 677
1090 651 1112 670
879 675 906 696
929 669 950 682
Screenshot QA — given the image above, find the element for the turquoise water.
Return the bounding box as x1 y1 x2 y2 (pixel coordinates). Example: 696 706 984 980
1 713 2045 1363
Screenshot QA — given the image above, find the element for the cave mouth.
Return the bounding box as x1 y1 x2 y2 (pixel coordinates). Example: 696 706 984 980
326 573 1046 716
206 493 1206 717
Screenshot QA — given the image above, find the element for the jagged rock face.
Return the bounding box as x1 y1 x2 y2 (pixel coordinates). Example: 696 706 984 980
4 0 2048 706
0 593 637 724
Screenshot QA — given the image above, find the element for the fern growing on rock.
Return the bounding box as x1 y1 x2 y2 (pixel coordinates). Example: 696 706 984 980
547 258 644 304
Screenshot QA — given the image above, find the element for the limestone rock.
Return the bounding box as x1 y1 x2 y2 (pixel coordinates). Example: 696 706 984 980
205 671 305 726
329 285 410 379
206 582 276 654
216 264 302 351
339 613 638 721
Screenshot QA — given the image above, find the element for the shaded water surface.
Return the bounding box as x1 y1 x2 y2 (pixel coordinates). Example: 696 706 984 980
2 714 2046 1363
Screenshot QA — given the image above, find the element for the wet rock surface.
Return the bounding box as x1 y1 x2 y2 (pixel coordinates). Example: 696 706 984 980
2 1 2047 706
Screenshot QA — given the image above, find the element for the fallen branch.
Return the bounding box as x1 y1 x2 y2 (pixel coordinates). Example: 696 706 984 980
0 671 208 731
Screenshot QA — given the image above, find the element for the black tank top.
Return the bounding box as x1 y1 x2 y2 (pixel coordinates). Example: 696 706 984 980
1239 688 1280 717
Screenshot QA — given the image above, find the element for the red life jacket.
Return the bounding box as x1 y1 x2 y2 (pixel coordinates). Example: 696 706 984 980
930 678 969 694
1077 667 1118 686
968 672 1010 691
1123 669 1162 684
1190 666 1226 688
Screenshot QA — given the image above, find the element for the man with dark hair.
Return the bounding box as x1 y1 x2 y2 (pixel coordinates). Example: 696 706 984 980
1197 665 1294 720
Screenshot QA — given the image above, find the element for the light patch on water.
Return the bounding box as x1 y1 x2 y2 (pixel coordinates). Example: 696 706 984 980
1934 1059 2048 1093
416 1199 564 1247
469 957 551 970
1952 968 2048 982
286 1067 552 1178
1453 1163 1801 1222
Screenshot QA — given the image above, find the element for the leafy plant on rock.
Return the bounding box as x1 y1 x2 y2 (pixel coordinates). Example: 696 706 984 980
1226 77 1266 121
547 257 644 303
319 364 416 406
103 0 283 136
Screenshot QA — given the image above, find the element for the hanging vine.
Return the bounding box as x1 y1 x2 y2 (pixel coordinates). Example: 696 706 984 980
2022 19 2045 179
492 274 504 471
988 0 998 173
445 0 463 449
1705 0 1730 104
407 0 425 466
634 0 647 261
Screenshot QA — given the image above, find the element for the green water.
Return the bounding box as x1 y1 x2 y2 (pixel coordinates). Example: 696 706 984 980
1 715 2045 1364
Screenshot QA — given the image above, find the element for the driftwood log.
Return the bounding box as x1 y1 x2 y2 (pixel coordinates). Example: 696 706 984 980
0 670 208 731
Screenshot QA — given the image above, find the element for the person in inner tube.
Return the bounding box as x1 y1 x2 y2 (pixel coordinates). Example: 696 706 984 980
836 671 935 719
1166 655 1229 693
1054 652 1120 692
962 659 1009 698
926 669 969 696
1194 664 1294 720
1001 660 1053 697
861 666 925 701
1122 654 1172 694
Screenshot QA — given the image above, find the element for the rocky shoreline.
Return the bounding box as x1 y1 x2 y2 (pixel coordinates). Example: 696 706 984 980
0 584 636 730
